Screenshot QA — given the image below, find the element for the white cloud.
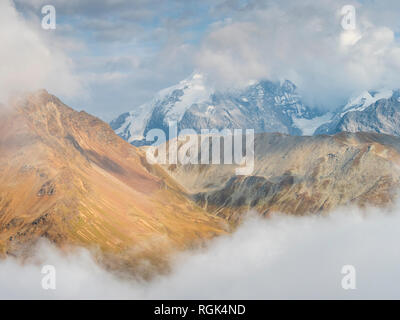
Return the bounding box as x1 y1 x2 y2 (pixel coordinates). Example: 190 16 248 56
2 203 400 299
0 0 82 103
196 0 400 110
10 0 400 117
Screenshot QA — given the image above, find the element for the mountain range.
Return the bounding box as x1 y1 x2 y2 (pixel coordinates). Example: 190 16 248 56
2 89 400 276
110 73 325 145
111 73 400 144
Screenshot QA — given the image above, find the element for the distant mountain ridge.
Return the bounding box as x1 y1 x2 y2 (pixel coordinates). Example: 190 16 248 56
111 73 400 142
110 73 324 145
162 131 400 222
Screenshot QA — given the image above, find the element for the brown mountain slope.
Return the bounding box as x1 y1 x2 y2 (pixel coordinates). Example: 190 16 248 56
161 132 400 223
0 90 225 272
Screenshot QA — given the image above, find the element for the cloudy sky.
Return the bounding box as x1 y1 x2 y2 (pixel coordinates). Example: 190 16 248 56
3 0 400 120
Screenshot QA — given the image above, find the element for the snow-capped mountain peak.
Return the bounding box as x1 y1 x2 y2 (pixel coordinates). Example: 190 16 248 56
110 72 213 143
314 88 400 136
157 72 213 123
111 75 325 144
340 89 393 117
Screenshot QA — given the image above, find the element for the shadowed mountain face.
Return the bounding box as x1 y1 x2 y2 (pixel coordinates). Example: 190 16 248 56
0 90 225 274
161 133 400 223
315 92 400 136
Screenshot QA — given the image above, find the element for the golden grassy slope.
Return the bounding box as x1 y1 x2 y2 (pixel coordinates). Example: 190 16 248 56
0 90 225 273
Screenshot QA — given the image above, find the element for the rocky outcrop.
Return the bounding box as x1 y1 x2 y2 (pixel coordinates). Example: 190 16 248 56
161 132 400 223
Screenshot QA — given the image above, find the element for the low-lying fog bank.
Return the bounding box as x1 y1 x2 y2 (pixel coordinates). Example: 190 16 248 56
1 204 400 299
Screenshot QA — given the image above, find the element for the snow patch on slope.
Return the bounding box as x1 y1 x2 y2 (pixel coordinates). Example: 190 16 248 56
293 113 333 135
341 89 393 117
157 72 213 122
114 101 153 142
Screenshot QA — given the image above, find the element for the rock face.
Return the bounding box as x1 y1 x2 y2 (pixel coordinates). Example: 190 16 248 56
110 73 324 145
315 90 400 136
0 90 225 273
161 132 400 223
